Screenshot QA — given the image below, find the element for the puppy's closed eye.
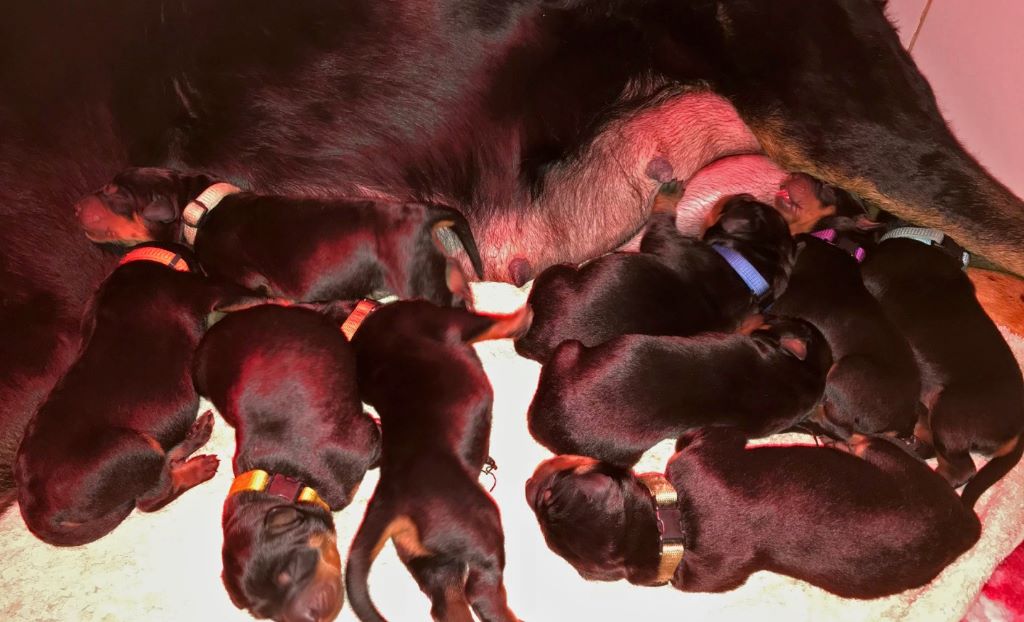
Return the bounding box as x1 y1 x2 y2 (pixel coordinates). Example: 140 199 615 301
264 506 305 533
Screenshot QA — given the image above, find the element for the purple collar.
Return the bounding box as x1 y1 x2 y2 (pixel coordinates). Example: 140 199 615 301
810 228 866 262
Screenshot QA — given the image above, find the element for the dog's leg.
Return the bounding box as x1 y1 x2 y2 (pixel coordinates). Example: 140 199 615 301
136 413 219 512
403 555 474 622
703 0 1024 274
465 562 517 622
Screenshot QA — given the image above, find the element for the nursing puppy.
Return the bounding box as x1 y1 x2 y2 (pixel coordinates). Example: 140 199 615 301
345 300 531 622
770 234 922 440
859 219 1024 507
526 427 981 597
76 167 483 305
194 304 381 622
14 244 243 546
516 194 795 362
527 317 831 467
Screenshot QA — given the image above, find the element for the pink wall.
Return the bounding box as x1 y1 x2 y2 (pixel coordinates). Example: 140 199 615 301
886 0 1024 199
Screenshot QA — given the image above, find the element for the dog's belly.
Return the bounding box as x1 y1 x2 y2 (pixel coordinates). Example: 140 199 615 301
467 90 766 282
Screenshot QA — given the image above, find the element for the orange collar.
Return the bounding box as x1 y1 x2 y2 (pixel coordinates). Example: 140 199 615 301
228 469 331 512
118 246 190 272
340 299 380 340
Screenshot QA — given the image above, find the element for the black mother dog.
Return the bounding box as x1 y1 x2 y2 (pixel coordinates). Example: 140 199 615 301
527 427 980 597
194 304 381 622
5 0 1024 505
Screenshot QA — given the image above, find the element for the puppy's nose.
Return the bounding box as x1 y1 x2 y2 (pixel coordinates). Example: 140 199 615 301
75 196 108 225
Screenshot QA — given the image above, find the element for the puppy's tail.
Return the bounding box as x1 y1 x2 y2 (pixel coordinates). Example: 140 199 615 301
345 492 394 622
961 434 1024 509
428 205 485 279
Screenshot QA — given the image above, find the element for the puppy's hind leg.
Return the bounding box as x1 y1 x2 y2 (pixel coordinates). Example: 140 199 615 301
465 561 518 622
402 555 474 622
136 412 219 512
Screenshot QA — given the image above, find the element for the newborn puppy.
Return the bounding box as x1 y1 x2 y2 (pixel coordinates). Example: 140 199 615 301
774 172 866 235
527 317 831 467
516 194 795 362
526 427 980 597
76 167 483 305
345 300 531 622
193 304 381 622
860 217 1024 507
15 244 243 546
770 234 922 440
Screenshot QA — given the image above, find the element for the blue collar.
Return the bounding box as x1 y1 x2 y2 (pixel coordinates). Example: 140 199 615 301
711 244 770 299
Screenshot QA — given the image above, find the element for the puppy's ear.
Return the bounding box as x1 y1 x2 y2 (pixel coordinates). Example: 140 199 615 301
779 335 808 360
446 260 474 309
140 196 179 224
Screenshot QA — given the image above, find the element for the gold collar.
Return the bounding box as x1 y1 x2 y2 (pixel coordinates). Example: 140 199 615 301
228 469 331 512
638 472 686 585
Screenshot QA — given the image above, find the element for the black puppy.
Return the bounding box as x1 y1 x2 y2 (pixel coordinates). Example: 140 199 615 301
14 244 243 546
770 232 922 440
193 304 381 622
527 316 832 467
859 219 1024 507
526 427 980 597
345 300 531 622
515 194 795 362
75 167 483 305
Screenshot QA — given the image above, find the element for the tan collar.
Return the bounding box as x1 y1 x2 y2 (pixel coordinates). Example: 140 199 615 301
228 469 331 512
181 182 242 245
119 246 190 272
638 472 686 585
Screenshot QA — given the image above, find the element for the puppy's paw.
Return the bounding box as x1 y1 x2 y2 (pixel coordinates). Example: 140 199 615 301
189 410 216 443
170 411 216 461
173 454 220 490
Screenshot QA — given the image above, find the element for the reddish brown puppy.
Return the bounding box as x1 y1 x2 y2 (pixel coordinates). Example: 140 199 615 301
527 316 831 467
76 167 483 306
345 300 531 622
527 427 980 597
15 245 246 546
194 304 382 622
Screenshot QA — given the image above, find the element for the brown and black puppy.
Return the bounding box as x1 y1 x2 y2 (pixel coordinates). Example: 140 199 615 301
527 316 832 467
515 194 795 362
774 172 866 235
14 244 245 546
345 300 532 622
770 234 923 440
859 219 1024 507
193 304 382 622
76 167 483 305
526 427 981 597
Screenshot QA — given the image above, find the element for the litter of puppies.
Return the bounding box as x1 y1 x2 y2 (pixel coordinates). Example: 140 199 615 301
9 169 1024 621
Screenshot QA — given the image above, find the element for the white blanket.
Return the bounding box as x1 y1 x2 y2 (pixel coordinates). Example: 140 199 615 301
1 281 1022 622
